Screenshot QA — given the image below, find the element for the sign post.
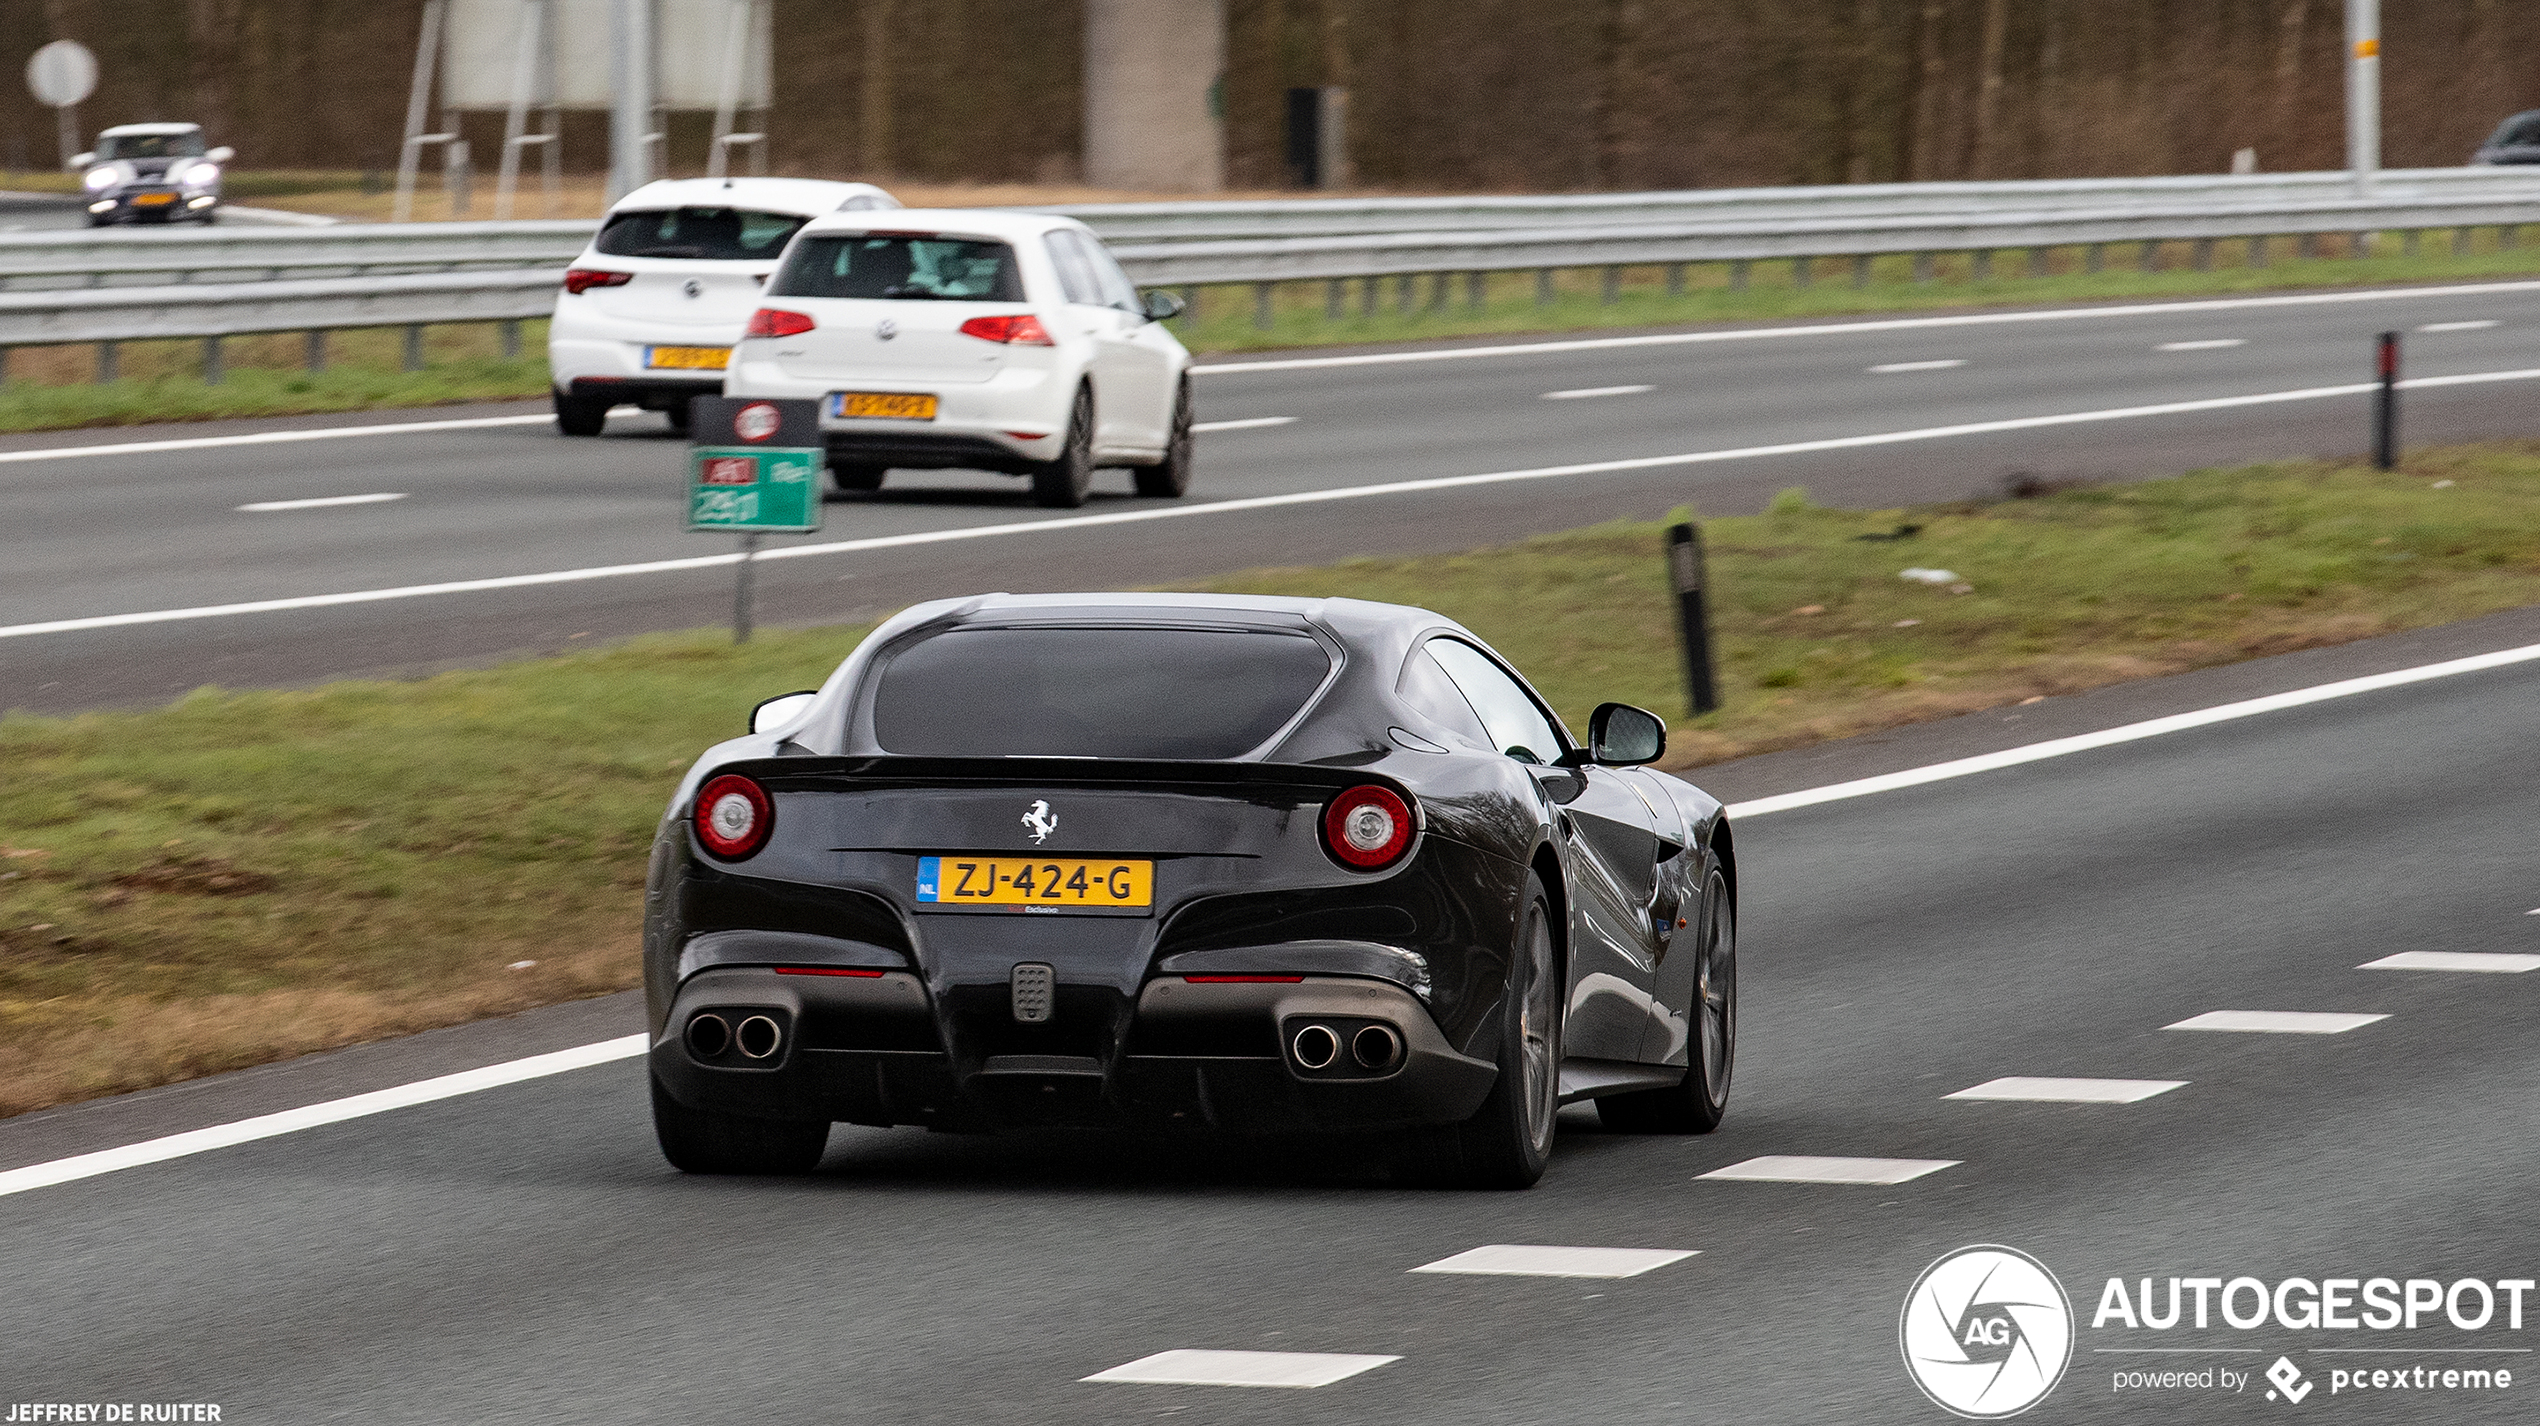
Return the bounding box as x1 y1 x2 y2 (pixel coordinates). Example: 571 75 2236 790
1666 523 1720 717
24 40 99 169
686 396 823 643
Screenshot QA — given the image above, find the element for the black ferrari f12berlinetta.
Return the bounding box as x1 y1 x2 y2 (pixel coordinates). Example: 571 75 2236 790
645 593 1736 1188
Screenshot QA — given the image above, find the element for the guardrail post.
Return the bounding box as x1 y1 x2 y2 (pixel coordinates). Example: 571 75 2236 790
2249 236 2269 268
2299 233 2317 260
1730 260 1751 290
2025 247 2046 278
1181 285 1200 321
1853 254 1873 288
2193 238 2214 271
1911 252 1932 283
2373 330 2399 470
1428 273 1448 311
2452 227 2472 257
1535 269 1555 305
1466 271 1485 310
2138 240 2159 272
305 330 328 372
2504 225 2520 250
96 341 117 383
1792 256 1812 288
1667 523 1720 717
403 324 426 371
2401 229 2419 258
1666 263 1685 297
1395 273 1414 313
1971 250 1991 281
1252 282 1274 330
201 336 223 385
2086 243 2105 273
1361 278 1377 316
2352 231 2373 258
1601 265 1620 303
0 347 9 388
1325 279 1344 319
500 319 521 359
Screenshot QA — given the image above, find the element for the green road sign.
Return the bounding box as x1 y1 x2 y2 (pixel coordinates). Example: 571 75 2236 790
687 446 823 533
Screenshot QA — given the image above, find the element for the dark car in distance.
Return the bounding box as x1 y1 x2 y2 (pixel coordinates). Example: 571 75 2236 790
2472 111 2540 165
644 593 1737 1188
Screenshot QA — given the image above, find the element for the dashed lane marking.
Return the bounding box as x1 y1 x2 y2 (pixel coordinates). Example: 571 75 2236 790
236 492 408 512
1541 384 1655 400
2157 339 2247 351
1945 1077 2187 1103
1190 416 1297 432
1696 1156 1958 1185
1082 1351 1400 1388
2419 320 2500 332
2358 951 2540 973
1868 359 1967 373
2164 1011 2390 1034
1409 1245 1696 1278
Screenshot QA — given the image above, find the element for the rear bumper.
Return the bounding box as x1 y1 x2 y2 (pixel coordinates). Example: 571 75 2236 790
563 374 724 411
650 966 1497 1134
724 357 1067 470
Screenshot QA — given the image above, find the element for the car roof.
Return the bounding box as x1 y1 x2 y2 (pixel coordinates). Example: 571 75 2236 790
99 123 204 136
792 206 1083 242
606 177 900 219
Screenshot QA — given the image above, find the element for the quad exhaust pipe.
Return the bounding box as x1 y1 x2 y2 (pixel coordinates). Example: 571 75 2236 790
684 1011 784 1061
1289 1020 1403 1074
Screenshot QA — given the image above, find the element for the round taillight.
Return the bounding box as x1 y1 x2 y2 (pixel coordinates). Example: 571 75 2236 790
1323 785 1415 870
694 774 773 860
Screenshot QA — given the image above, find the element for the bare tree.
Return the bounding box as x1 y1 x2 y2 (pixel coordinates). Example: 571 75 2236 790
1965 0 2009 177
1905 0 1948 179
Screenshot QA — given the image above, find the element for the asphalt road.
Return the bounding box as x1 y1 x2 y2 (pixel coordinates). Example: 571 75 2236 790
8 278 2540 712
3 619 2535 1424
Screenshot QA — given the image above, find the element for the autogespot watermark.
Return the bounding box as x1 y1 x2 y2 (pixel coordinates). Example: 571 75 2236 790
3 1408 223 1423
1902 1249 2532 1415
1901 1245 2076 1418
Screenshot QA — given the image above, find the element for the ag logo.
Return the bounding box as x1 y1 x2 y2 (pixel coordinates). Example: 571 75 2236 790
732 401 781 443
1901 1245 2073 1419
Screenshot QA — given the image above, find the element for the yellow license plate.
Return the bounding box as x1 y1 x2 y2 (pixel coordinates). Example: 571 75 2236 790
832 391 938 421
133 193 176 206
917 856 1152 912
646 345 730 370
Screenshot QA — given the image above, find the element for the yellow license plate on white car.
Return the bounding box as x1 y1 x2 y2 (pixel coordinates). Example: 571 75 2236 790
646 345 730 371
831 391 938 421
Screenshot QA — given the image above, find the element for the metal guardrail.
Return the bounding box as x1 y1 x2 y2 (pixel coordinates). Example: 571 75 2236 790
0 220 593 291
0 269 560 347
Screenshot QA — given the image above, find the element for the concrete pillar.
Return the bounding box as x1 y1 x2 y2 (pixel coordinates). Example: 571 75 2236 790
1084 0 1225 192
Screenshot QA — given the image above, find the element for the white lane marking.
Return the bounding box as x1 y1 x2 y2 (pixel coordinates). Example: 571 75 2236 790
1409 1245 1696 1278
1727 632 2540 820
1696 1155 1958 1185
0 1033 647 1200
2359 951 2540 973
1945 1077 2187 1103
2165 1011 2389 1034
2419 320 2500 332
0 412 557 467
236 492 408 513
1083 1351 1399 1388
1191 416 1297 432
1541 384 1654 400
1193 279 2540 374
1868 359 1966 373
2157 339 2247 351
20 366 2540 645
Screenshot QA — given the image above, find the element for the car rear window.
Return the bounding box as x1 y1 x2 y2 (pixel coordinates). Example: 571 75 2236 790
771 235 1025 301
871 627 1333 759
594 207 806 260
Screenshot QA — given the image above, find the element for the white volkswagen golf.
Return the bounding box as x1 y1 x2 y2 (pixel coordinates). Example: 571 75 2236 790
723 208 1194 508
548 177 900 437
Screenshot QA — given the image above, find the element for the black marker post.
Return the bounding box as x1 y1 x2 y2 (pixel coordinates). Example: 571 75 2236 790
1667 522 1720 717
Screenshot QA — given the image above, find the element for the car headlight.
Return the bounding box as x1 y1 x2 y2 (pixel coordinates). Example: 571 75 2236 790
83 166 117 191
179 162 220 189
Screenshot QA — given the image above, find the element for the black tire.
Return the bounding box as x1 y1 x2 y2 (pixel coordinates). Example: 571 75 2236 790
1407 873 1562 1188
828 462 887 493
1596 862 1734 1133
651 1073 829 1174
1030 386 1096 508
663 401 691 436
1133 373 1194 498
197 208 218 225
554 390 609 437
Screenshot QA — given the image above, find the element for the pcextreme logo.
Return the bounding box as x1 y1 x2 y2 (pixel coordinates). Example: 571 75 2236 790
1901 1245 2076 1419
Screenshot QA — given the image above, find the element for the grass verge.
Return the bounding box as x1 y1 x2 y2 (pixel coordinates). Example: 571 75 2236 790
7 442 2540 1114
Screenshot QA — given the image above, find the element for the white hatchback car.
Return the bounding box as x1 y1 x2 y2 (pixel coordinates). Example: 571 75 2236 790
723 208 1193 508
549 177 900 437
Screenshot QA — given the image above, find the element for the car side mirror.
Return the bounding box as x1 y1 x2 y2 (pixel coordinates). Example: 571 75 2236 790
1584 702 1666 766
206 146 235 164
69 152 95 170
749 690 819 735
1140 289 1185 322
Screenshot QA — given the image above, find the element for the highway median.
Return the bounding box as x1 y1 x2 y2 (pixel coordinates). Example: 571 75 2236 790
7 440 2540 1114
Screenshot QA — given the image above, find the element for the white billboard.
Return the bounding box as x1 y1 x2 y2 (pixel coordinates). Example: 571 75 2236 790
443 0 770 111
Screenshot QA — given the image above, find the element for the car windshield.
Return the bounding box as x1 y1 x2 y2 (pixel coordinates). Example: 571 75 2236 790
871 626 1332 759
770 235 1025 301
99 133 205 160
594 207 807 261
